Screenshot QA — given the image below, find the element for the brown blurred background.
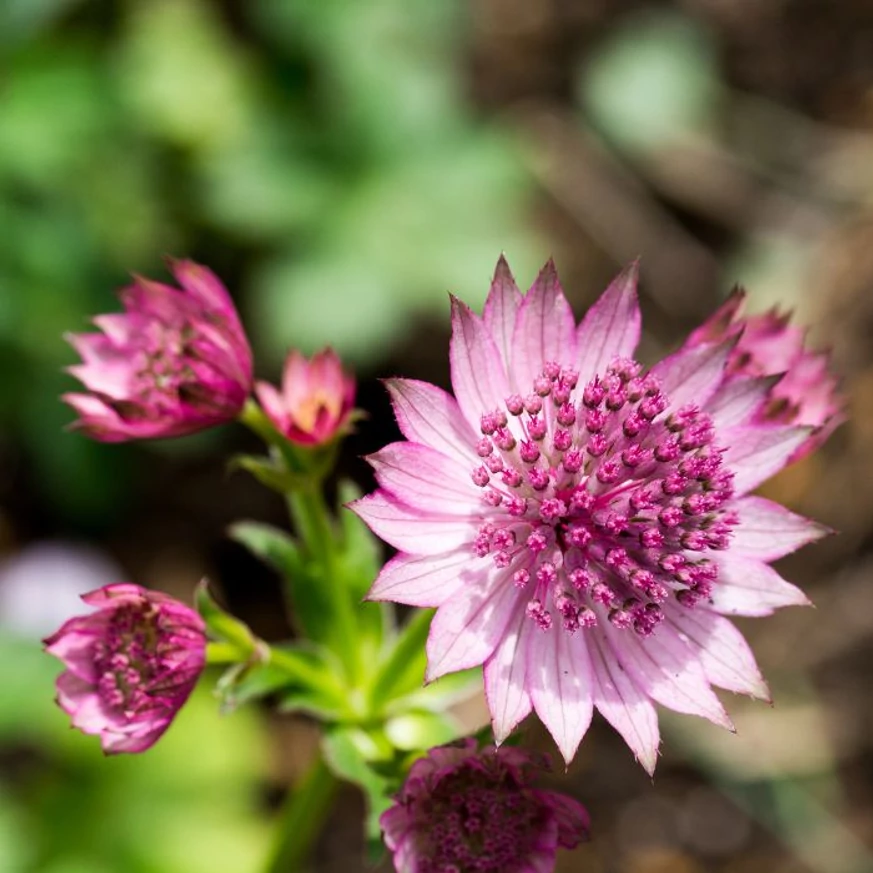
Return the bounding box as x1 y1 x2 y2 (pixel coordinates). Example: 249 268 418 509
1 1 871 871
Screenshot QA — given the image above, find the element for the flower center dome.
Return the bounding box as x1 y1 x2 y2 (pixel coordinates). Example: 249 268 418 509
470 358 737 636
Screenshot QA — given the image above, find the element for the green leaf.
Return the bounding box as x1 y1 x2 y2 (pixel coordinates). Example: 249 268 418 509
384 710 463 752
213 660 291 714
321 726 397 848
194 580 261 652
368 608 432 710
389 668 483 716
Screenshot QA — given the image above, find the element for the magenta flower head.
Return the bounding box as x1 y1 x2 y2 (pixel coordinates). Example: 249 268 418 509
380 739 589 873
63 260 253 442
255 348 356 446
684 289 844 460
43 583 206 754
352 257 831 772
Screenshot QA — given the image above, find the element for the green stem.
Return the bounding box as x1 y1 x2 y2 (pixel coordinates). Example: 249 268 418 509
287 487 359 684
264 755 337 873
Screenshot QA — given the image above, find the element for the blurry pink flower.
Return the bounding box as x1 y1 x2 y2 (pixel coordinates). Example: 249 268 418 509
381 739 589 873
255 349 355 446
44 583 206 754
63 260 253 441
352 257 830 772
684 289 844 459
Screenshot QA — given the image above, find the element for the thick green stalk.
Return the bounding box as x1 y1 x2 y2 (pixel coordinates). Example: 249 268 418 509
264 755 337 873
287 487 360 684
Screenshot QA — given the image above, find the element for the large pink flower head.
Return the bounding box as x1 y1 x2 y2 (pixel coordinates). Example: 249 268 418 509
352 257 831 772
684 288 844 460
63 260 253 442
43 583 206 754
255 348 356 446
380 739 589 873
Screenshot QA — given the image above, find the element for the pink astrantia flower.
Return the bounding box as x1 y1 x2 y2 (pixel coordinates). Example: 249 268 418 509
255 348 355 446
684 288 844 460
352 257 832 772
63 260 253 442
44 583 206 754
380 739 589 873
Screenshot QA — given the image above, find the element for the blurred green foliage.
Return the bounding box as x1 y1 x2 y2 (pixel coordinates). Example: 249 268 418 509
0 0 540 523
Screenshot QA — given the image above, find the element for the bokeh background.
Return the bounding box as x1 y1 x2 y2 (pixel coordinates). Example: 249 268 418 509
1 1 872 871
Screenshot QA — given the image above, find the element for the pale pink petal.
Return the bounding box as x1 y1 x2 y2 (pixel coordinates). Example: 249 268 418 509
667 606 769 699
385 378 476 466
605 622 734 730
254 381 289 431
380 805 413 853
483 605 533 743
649 338 734 410
367 550 472 607
704 376 780 430
510 260 577 392
575 262 641 383
348 492 477 555
482 255 523 379
526 627 594 765
449 297 511 430
367 442 479 514
538 791 591 847
588 627 660 775
721 425 814 494
730 495 830 561
425 575 521 682
711 554 811 616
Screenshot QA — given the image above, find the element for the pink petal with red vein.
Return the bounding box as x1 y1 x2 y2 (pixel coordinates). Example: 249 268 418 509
482 255 523 380
484 604 533 743
605 622 734 730
721 425 814 494
589 627 660 775
576 262 641 384
730 495 830 561
449 297 511 430
667 606 769 699
511 260 577 392
367 550 474 607
348 492 476 555
385 378 476 467
425 575 521 681
368 442 479 514
711 554 811 616
650 338 734 410
526 626 594 765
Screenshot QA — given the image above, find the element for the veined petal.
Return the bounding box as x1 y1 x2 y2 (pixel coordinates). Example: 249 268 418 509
348 492 476 555
367 442 480 514
449 297 511 431
576 262 641 384
425 574 521 681
482 255 523 380
510 260 577 392
605 621 734 730
367 550 472 607
667 606 769 699
721 425 814 494
484 604 533 743
730 495 830 561
650 338 734 410
526 626 594 765
589 627 660 775
704 376 781 430
711 554 811 616
385 378 476 467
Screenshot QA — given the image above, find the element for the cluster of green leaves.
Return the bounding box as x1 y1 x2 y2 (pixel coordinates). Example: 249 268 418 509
201 478 480 849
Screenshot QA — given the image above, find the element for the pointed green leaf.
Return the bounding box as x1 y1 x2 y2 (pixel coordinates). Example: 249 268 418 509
384 710 463 752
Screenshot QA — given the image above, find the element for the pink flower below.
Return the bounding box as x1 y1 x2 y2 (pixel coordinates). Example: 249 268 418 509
43 583 206 754
684 288 844 460
352 257 834 772
63 260 253 442
380 740 589 873
255 348 356 446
